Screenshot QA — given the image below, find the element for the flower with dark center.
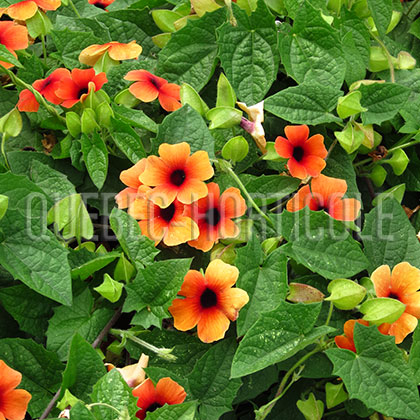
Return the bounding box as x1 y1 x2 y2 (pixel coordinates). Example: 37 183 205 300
132 377 186 420
3 0 60 21
185 182 246 252
88 0 114 10
139 142 214 208
274 124 327 179
169 259 249 343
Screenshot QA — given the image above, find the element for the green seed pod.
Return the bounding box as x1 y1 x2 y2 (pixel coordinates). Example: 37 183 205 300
210 243 236 264
0 108 22 138
261 237 280 255
369 164 387 187
114 88 140 108
96 102 114 129
325 278 366 310
81 108 100 134
66 111 81 137
360 297 406 325
222 135 249 162
382 149 409 176
336 91 367 120
206 106 242 129
180 83 209 117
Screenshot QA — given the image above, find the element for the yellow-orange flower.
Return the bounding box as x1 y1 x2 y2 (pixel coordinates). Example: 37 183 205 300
0 22 28 69
79 41 142 66
371 262 420 344
2 0 60 20
139 142 214 208
185 182 246 252
334 319 370 352
169 259 249 343
0 360 32 420
286 174 361 222
115 159 146 210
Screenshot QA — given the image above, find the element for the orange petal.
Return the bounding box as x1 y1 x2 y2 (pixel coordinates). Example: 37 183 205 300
78 43 109 66
120 159 146 188
7 1 37 20
158 83 181 112
0 360 22 390
163 215 199 246
185 150 214 181
35 0 61 10
188 227 217 252
286 185 312 212
169 297 201 331
218 218 239 239
128 197 149 220
218 287 249 321
220 187 246 219
108 41 142 61
115 187 138 209
371 265 392 298
311 174 347 203
178 270 205 298
388 312 418 344
124 70 167 88
391 262 420 295
402 292 420 319
205 259 239 291
328 198 361 221
147 184 178 209
274 136 293 158
177 179 208 205
158 142 190 169
197 307 230 343
155 377 186 406
138 218 165 245
287 157 308 179
132 378 157 413
17 89 39 112
139 156 169 187
0 22 28 51
300 155 326 178
1 389 32 420
129 80 159 103
303 134 327 158
334 335 355 352
284 125 309 146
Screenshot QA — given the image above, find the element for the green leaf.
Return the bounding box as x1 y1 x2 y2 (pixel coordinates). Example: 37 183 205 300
146 401 198 420
109 208 159 268
94 273 123 303
0 44 23 68
0 338 64 418
0 285 54 337
359 83 411 126
91 369 138 420
187 339 242 419
409 325 420 385
217 0 279 103
81 132 108 190
367 0 393 39
110 117 146 164
47 194 93 243
61 333 106 401
46 288 113 361
236 236 288 335
0 173 72 305
361 198 420 272
111 104 157 133
280 1 345 89
231 301 334 378
283 211 368 279
326 324 420 420
70 402 98 420
264 83 343 125
157 8 225 91
154 104 215 157
124 258 192 322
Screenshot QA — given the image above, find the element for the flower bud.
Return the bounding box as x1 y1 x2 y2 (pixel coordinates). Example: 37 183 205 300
325 382 348 409
206 106 242 129
210 243 236 264
0 108 22 138
261 237 279 255
369 164 387 187
334 124 365 154
287 283 324 304
217 73 236 108
325 278 366 310
336 91 367 120
151 10 180 33
81 108 99 134
222 135 249 162
191 0 222 16
93 273 123 303
96 102 114 129
368 46 390 72
360 297 406 325
395 51 416 70
66 111 81 137
180 83 209 117
297 393 324 420
357 124 382 154
327 0 343 14
0 194 8 221
382 149 409 176
115 89 140 108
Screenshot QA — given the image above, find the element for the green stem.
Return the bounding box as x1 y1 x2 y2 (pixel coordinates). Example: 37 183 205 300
223 163 275 228
87 403 122 416
68 0 82 18
324 300 334 328
407 0 420 16
369 30 395 83
388 138 420 153
41 34 47 66
110 329 177 361
324 407 347 417
1 133 10 170
353 157 372 168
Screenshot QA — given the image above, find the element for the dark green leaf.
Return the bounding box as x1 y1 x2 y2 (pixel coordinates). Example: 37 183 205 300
367 0 393 39
81 132 109 190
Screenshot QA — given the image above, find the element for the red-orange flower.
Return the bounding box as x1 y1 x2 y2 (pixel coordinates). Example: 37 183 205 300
0 360 32 420
17 89 39 112
286 174 361 221
185 182 246 252
88 0 114 10
4 0 60 21
79 41 142 66
132 377 186 420
334 319 369 352
128 186 199 247
169 259 249 343
55 68 107 108
124 70 181 112
275 125 327 179
139 142 214 208
0 22 28 69
371 262 420 344
115 159 146 210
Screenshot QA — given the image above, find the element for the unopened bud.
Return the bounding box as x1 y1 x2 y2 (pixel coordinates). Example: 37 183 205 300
360 297 405 325
222 135 249 162
325 278 366 310
66 112 81 137
287 283 324 304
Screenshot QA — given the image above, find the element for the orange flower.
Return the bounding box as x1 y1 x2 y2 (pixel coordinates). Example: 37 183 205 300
124 70 181 112
185 182 246 252
286 174 361 221
55 68 107 108
0 360 32 420
169 259 249 343
132 377 186 420
0 22 28 69
274 125 327 179
128 186 199 247
4 0 60 21
334 319 369 352
115 159 146 210
88 0 114 10
139 142 214 208
79 41 142 66
17 89 39 112
371 262 420 344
